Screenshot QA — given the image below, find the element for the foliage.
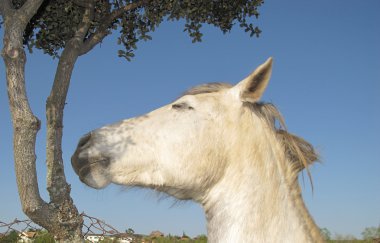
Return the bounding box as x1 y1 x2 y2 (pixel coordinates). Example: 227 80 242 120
0 230 55 243
0 231 19 243
333 233 358 240
34 230 55 243
139 234 207 243
320 227 332 240
320 226 380 242
193 234 208 243
126 227 135 234
8 0 264 60
327 240 373 243
182 231 190 239
361 226 380 240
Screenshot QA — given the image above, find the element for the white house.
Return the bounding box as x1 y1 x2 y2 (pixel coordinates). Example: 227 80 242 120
118 236 133 243
85 234 104 243
84 233 133 243
18 232 37 243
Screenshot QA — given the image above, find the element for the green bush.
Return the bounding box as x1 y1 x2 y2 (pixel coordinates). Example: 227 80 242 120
139 235 207 243
0 231 19 243
34 230 54 243
194 234 208 243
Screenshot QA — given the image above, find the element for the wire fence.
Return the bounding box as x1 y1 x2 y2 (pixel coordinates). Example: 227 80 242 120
0 213 120 237
81 213 120 236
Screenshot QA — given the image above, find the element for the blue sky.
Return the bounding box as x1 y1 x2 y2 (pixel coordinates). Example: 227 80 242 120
1 0 379 238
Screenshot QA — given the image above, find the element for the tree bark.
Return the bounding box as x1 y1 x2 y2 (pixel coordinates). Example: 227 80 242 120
1 1 83 242
2 0 47 220
45 0 95 207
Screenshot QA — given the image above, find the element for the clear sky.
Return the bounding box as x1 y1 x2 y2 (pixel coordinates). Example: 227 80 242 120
1 0 379 239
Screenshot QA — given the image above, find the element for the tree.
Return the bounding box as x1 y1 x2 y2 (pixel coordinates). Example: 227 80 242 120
0 231 20 243
333 233 357 241
194 234 208 243
0 0 264 241
34 230 55 243
320 227 332 241
362 226 380 240
182 231 189 239
126 228 135 235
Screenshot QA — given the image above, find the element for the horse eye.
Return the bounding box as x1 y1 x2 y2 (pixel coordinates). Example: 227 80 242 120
172 102 194 110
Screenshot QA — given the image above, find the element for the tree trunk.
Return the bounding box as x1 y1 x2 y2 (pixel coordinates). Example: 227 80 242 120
45 39 85 242
1 1 83 242
1 0 117 240
45 0 95 207
2 6 47 223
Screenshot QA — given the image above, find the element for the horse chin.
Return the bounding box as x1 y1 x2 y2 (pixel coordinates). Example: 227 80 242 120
80 170 111 189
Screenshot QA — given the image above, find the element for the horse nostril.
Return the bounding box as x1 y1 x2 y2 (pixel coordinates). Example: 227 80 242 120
78 133 91 149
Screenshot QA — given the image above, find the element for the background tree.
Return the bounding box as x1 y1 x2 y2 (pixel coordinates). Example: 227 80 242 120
320 227 332 241
126 228 135 235
333 233 357 241
34 230 55 243
0 0 264 241
361 226 380 240
0 230 20 243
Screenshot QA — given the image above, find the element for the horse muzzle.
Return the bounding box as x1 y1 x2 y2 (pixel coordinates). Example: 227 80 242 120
71 133 111 188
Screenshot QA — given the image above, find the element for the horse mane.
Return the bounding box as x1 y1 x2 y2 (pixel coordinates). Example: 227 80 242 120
251 103 319 175
183 83 319 180
182 82 233 96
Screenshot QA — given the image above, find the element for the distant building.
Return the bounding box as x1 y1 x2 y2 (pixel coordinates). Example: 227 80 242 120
18 231 37 243
111 233 133 243
85 233 133 243
118 236 133 243
180 234 190 240
149 230 164 238
85 234 104 243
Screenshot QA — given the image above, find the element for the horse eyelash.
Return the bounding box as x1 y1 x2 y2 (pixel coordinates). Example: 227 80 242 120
172 102 194 110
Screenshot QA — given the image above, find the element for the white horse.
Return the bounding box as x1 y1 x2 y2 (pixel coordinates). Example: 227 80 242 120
71 58 324 242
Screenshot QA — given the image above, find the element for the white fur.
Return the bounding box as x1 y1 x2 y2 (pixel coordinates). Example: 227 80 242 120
72 58 324 242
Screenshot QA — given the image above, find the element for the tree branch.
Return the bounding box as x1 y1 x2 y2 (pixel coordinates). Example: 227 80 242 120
73 0 93 8
1 5 56 231
45 0 95 204
80 0 147 55
73 0 96 41
106 0 148 24
3 42 46 213
0 0 13 16
18 0 44 26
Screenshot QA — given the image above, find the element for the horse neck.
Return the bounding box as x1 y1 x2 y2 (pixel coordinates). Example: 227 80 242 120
201 126 324 243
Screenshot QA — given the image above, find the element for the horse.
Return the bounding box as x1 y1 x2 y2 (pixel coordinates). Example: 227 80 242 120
71 58 324 242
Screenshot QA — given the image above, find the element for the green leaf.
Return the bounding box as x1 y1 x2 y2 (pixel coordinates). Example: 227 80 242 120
21 0 264 60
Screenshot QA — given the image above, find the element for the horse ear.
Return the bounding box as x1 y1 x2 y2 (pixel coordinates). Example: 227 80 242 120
234 57 273 103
